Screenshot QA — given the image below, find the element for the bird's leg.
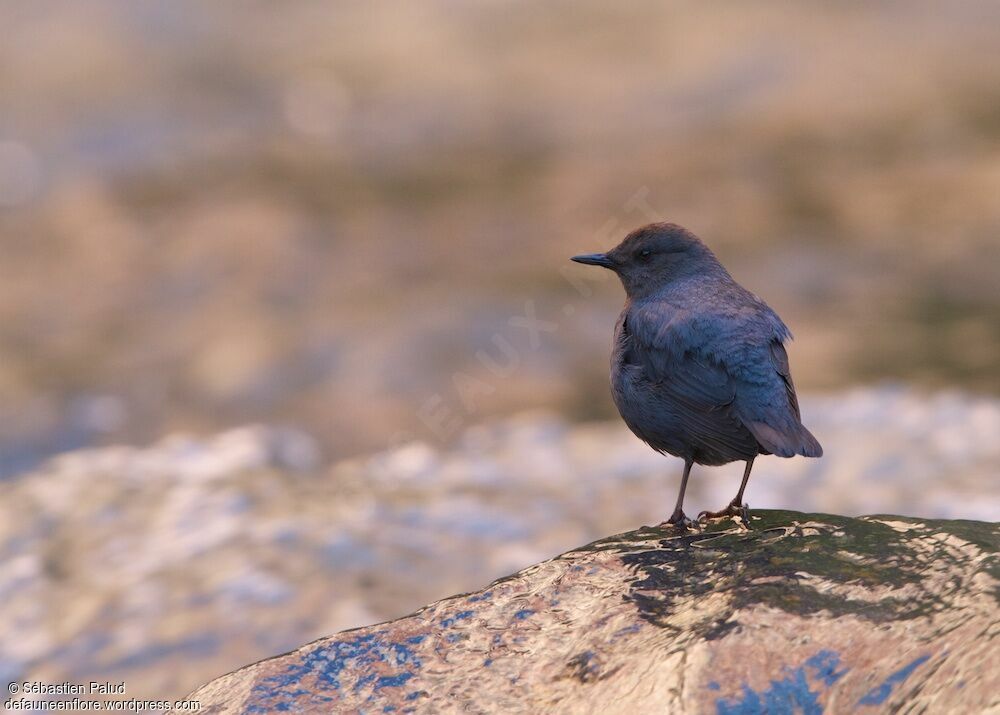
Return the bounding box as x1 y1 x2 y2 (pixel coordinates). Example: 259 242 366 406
699 458 754 524
732 457 754 509
664 458 697 529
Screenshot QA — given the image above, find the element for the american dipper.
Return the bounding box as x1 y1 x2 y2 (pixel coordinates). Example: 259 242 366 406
572 223 822 528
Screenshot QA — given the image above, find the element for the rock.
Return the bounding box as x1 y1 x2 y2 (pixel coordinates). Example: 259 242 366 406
189 511 999 714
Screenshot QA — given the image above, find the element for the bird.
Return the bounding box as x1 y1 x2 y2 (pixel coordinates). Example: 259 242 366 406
572 222 822 528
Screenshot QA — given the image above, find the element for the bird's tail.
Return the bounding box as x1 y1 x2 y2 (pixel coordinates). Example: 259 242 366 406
795 424 823 458
747 420 823 459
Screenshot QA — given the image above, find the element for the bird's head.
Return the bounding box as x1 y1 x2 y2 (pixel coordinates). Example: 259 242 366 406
572 222 725 299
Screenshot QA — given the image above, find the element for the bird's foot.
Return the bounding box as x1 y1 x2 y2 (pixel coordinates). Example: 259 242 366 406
698 501 751 526
662 510 699 531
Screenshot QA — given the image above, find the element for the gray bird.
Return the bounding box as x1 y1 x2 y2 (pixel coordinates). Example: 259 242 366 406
572 222 822 528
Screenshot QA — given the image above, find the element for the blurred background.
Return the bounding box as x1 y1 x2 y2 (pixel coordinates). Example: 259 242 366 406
1 0 999 705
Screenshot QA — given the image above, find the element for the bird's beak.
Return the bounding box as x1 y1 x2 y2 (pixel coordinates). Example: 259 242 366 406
571 253 614 268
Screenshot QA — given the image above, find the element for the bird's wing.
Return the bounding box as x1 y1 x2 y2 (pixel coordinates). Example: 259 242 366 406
622 303 755 459
732 338 822 457
769 340 801 420
627 300 821 458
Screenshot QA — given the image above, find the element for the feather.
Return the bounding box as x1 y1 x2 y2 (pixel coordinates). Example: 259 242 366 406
621 294 821 463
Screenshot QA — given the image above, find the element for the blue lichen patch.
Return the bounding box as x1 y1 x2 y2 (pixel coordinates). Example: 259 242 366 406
376 672 414 690
858 654 931 706
244 629 429 712
440 610 475 628
715 650 846 715
806 650 847 687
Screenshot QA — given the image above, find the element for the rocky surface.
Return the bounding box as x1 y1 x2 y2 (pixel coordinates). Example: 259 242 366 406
190 510 1000 714
1 387 999 702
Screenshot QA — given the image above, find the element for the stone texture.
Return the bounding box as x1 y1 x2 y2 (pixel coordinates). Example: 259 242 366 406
190 511 999 714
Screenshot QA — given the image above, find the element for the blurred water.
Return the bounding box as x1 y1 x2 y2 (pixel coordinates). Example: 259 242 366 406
2 0 999 479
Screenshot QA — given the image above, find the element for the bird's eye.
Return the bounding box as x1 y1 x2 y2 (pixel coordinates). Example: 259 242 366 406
639 249 652 261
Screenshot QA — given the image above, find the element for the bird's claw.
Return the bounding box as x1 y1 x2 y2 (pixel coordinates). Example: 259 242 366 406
698 501 751 526
662 511 699 531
